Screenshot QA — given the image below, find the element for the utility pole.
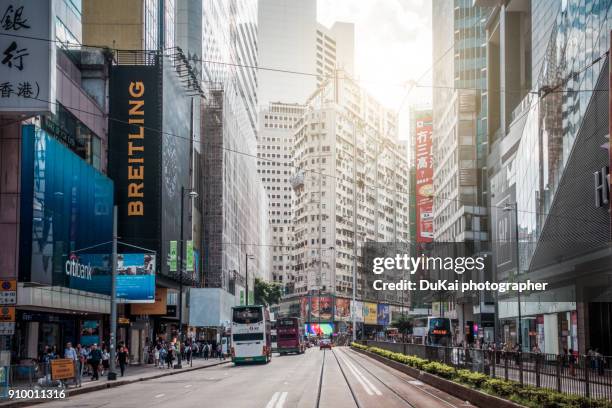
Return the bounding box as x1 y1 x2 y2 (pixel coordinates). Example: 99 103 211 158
514 203 523 351
108 206 118 381
351 121 358 343
177 185 185 368
246 252 249 305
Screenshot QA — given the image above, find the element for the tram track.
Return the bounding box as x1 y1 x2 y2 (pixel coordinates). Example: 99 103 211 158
314 348 361 408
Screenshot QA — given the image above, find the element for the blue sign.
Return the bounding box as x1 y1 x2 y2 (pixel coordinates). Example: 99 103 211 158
377 304 390 326
68 253 156 303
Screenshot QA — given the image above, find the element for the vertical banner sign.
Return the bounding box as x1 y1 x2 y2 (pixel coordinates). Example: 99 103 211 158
186 240 194 271
415 115 434 242
109 64 161 250
169 240 177 271
0 0 55 113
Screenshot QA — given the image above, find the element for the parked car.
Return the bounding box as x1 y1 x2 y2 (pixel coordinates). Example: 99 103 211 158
319 338 332 350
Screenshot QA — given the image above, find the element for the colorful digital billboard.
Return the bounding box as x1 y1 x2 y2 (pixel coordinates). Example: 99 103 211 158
415 114 434 242
305 323 334 336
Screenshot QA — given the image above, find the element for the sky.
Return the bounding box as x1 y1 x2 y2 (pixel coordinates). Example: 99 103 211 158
317 0 433 139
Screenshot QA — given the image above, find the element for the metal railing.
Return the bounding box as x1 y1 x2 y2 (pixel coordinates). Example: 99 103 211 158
3 360 83 394
363 341 612 400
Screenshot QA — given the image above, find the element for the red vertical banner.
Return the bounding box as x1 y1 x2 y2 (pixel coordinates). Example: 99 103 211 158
415 115 434 242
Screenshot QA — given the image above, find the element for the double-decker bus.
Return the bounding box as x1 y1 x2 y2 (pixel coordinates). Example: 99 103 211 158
276 317 305 355
412 316 452 346
231 305 272 364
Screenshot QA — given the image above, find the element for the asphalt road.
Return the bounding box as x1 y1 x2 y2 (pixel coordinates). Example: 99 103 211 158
32 347 472 408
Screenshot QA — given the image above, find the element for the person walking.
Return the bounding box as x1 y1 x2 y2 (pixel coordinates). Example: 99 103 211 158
203 343 209 360
117 346 129 377
217 343 223 360
64 342 79 385
88 344 102 381
185 342 193 367
166 344 174 369
154 345 160 368
101 348 110 376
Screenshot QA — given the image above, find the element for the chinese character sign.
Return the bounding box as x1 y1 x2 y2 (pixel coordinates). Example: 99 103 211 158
0 1 55 113
415 114 434 242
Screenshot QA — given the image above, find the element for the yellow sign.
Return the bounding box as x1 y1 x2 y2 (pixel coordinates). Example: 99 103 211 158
0 280 16 291
0 307 15 322
51 359 75 380
131 287 167 315
363 302 378 325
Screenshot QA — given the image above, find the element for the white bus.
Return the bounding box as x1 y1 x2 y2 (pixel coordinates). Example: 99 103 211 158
231 305 272 364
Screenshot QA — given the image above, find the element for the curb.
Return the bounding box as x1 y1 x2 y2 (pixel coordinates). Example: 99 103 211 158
351 347 525 408
0 360 231 407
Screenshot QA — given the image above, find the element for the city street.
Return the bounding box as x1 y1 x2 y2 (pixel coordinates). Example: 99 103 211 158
33 347 466 408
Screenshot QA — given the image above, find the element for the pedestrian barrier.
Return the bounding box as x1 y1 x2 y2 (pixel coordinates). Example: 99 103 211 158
363 340 612 400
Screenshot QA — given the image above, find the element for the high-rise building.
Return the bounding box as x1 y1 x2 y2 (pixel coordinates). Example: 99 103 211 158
483 0 612 355
201 0 271 305
257 103 305 291
431 0 491 341
291 72 410 308
315 22 355 87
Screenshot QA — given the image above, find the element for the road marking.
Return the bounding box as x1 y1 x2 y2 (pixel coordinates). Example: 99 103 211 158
265 392 280 408
339 356 374 395
184 384 192 388
154 393 165 398
408 380 424 385
276 392 288 408
342 356 382 396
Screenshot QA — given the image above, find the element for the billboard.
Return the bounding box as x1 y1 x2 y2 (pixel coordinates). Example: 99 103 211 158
377 303 390 326
0 0 56 113
131 287 167 315
335 298 350 321
363 302 378 325
109 64 162 253
415 114 434 242
352 300 364 323
300 296 309 320
67 253 156 303
311 296 333 321
305 323 334 336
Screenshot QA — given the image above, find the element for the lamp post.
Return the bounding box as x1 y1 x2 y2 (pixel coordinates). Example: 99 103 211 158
503 202 522 350
177 186 198 369
245 254 254 305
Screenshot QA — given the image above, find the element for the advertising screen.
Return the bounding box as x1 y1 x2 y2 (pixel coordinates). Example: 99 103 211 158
305 323 334 336
310 296 333 321
300 296 309 320
352 300 364 323
67 253 156 303
377 303 390 326
415 114 434 242
363 302 378 325
335 298 350 321
80 320 100 346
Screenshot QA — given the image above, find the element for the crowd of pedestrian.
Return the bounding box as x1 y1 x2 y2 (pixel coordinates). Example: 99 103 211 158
144 338 225 369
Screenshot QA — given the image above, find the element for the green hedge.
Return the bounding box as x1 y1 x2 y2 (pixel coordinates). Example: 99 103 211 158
350 343 612 408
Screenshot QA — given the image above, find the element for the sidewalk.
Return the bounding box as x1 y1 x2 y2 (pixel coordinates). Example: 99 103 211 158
0 357 230 407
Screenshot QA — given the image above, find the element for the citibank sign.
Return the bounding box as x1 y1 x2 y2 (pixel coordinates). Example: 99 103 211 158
65 257 93 281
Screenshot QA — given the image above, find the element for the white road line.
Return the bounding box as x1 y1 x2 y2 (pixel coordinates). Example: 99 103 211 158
340 356 374 395
265 392 280 408
343 357 382 396
184 384 193 388
276 391 288 408
154 393 165 398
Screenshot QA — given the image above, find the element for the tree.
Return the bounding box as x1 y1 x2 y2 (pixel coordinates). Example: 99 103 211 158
392 315 413 335
254 278 283 306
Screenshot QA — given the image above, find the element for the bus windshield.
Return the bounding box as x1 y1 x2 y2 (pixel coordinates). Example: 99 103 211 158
233 307 263 324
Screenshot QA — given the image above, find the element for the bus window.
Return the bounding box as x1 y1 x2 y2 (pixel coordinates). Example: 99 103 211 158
233 307 263 324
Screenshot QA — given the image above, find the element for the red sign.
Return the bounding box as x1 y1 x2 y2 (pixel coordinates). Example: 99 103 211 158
415 114 434 242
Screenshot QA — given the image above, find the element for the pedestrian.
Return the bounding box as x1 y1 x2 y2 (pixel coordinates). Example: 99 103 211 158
118 345 128 377
41 346 52 379
159 345 167 369
101 348 110 376
88 343 102 381
204 343 210 360
217 343 223 360
80 345 90 376
166 344 174 369
154 346 160 367
568 348 576 376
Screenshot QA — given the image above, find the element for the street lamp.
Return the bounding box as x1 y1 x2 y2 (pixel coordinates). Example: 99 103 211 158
503 202 522 351
177 186 198 369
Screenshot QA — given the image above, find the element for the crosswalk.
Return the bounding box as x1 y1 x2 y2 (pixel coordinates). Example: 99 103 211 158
265 391 288 408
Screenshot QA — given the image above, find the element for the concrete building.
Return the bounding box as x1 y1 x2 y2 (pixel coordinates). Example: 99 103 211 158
257 103 305 291
431 0 491 343
315 22 355 87
289 71 410 334
483 0 612 355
